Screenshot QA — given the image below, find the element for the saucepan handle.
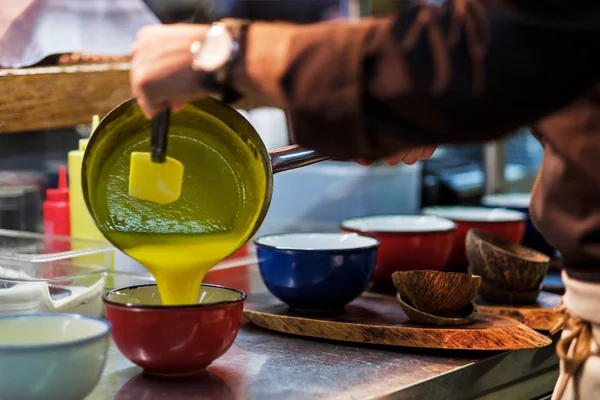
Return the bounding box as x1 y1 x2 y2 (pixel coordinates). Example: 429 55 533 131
269 145 330 174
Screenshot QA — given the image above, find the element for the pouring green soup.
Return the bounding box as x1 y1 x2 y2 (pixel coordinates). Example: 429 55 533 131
82 98 327 305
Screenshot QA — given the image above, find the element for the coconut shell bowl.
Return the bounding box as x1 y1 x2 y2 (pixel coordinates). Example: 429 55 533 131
465 229 550 304
392 270 481 326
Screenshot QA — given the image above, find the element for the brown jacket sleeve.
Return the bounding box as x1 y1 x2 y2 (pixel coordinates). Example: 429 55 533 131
281 1 600 160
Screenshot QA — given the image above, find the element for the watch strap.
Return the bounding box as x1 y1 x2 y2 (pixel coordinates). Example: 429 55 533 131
221 19 250 104
196 19 250 104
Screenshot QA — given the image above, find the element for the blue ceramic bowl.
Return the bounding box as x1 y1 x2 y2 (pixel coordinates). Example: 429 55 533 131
481 193 555 257
255 233 379 313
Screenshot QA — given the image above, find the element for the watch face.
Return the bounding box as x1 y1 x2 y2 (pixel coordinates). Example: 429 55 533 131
195 24 233 72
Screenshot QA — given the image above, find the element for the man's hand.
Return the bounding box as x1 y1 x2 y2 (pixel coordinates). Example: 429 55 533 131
130 24 208 118
355 146 437 166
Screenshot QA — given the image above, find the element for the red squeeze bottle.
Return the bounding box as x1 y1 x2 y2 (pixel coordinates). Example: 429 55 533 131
43 166 71 280
43 165 70 240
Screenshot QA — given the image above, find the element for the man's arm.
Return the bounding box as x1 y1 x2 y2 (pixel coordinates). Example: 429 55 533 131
131 2 600 161
252 1 600 159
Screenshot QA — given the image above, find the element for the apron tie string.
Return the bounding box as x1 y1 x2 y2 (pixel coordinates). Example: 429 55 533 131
550 303 593 400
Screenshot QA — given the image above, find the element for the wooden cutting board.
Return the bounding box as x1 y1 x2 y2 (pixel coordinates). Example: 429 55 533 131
244 293 552 351
474 291 562 331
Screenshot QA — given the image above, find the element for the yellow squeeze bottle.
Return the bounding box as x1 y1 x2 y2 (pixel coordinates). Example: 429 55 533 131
68 116 115 285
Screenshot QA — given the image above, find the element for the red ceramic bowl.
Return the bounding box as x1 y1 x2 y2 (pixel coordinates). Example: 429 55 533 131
422 206 527 270
340 215 456 287
103 284 245 377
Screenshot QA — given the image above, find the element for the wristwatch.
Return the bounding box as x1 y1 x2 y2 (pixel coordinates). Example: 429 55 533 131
190 19 250 104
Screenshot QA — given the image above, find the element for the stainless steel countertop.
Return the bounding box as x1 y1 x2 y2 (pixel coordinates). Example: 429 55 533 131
88 268 560 400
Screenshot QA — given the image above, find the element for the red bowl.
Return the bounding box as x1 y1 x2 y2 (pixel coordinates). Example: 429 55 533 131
422 206 526 270
103 284 245 377
340 215 456 287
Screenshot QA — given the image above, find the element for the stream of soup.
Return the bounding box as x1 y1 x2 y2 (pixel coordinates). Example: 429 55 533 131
89 111 266 305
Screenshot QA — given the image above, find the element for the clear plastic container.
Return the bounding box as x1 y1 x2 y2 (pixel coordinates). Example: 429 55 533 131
259 161 423 235
0 229 112 317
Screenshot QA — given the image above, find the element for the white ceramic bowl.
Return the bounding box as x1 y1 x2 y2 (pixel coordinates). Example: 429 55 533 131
0 313 111 400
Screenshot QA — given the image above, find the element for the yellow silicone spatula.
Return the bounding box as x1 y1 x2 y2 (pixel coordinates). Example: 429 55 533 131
128 109 184 204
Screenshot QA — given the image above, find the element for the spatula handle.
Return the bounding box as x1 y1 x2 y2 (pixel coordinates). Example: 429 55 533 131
151 109 171 163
